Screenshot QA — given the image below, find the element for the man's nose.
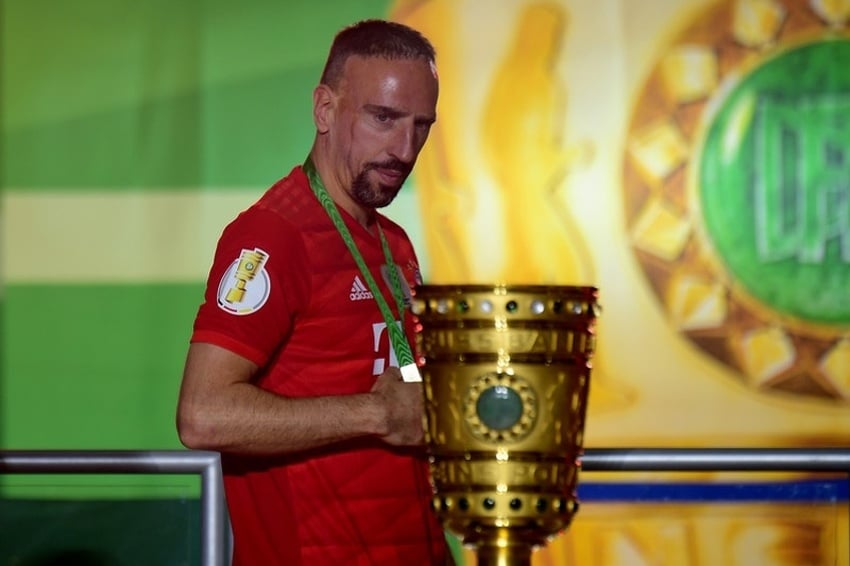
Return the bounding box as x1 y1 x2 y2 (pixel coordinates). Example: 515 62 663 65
389 122 417 164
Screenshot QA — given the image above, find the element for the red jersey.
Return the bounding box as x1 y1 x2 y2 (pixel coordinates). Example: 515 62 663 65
191 166 448 565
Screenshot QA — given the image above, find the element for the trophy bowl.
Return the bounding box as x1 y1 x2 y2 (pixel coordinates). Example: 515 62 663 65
410 284 599 566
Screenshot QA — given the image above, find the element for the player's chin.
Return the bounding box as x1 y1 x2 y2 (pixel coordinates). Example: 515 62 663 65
373 185 402 208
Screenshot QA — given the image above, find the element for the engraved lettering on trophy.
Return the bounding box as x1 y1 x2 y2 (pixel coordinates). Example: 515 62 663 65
439 459 472 486
564 330 575 354
427 328 562 354
545 329 560 356
428 404 445 445
423 374 446 445
476 462 505 485
457 460 474 485
504 462 561 486
543 377 563 445
430 459 447 483
449 378 463 442
437 459 566 488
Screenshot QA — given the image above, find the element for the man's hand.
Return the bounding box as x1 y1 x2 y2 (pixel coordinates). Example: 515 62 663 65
370 367 426 446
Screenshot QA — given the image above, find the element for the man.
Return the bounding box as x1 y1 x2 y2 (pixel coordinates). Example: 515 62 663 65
176 19 450 565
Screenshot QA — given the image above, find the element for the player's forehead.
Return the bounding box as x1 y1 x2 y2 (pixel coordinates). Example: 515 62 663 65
339 55 438 117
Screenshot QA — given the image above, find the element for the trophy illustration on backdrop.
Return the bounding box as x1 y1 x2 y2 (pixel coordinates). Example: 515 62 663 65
411 284 600 565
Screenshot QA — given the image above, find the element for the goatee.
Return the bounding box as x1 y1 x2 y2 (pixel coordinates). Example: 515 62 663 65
351 159 411 209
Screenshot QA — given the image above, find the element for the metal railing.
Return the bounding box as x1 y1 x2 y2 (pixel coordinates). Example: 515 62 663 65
1 447 848 565
0 450 227 566
581 447 850 472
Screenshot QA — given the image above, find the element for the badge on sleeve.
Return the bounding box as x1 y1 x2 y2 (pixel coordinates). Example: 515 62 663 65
217 247 271 315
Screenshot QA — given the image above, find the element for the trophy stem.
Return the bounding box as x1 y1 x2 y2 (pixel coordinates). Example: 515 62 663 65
474 533 534 566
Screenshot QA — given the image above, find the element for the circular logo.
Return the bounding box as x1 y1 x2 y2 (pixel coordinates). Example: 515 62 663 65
700 39 850 327
465 372 538 443
623 0 850 402
217 248 271 315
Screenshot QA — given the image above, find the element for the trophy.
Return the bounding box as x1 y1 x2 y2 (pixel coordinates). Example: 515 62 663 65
410 285 599 566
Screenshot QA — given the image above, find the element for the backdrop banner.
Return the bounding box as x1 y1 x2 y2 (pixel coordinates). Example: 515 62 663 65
3 0 848 564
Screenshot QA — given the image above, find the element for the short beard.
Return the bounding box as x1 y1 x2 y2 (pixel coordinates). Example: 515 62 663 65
351 160 411 209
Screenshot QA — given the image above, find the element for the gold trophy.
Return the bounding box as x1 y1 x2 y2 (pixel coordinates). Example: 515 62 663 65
410 284 599 566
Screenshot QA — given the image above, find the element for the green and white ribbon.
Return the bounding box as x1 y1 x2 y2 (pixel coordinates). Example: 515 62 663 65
303 157 420 382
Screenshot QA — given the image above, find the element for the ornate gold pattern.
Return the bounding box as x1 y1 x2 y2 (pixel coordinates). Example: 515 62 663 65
623 0 850 402
413 284 598 565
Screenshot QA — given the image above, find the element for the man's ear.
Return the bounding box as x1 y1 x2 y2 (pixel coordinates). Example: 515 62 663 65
312 84 335 134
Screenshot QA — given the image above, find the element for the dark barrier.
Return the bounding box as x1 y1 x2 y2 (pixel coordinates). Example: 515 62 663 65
1 448 848 565
0 451 227 566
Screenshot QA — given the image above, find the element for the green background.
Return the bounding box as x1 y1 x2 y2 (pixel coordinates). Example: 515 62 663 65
2 0 391 451
1 1 435 563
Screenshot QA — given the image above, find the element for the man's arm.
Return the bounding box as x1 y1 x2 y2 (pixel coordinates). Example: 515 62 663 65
176 342 426 455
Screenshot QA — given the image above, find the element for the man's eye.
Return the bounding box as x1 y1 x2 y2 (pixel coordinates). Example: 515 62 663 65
375 113 391 123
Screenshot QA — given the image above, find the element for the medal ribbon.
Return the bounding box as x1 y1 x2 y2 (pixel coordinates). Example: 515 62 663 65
303 157 416 372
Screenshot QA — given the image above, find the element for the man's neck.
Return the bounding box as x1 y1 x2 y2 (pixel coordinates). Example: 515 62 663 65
307 149 375 231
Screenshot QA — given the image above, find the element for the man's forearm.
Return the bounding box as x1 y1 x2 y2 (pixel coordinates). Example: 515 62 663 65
178 383 389 455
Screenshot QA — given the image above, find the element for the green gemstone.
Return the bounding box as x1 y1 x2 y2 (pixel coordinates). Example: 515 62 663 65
699 39 850 326
476 385 523 430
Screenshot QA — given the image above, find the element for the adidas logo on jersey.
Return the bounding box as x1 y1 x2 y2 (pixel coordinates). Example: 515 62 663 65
349 276 374 301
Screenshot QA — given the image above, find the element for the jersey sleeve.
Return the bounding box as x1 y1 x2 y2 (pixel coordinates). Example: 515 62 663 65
191 206 310 367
